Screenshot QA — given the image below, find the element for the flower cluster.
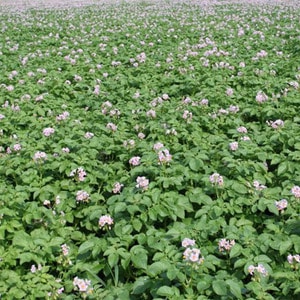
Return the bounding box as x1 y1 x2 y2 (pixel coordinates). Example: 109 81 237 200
73 277 93 294
56 111 70 121
253 180 266 191
99 215 114 229
33 151 47 162
30 264 42 273
61 244 70 256
43 127 55 137
69 167 86 182
136 176 149 191
266 119 284 129
181 238 195 248
275 199 288 212
248 264 268 277
256 91 268 103
182 110 192 122
129 156 141 166
153 142 164 151
84 132 94 139
182 238 204 265
106 122 117 132
209 173 224 186
218 239 235 252
158 148 172 165
229 141 238 151
112 182 123 194
287 254 300 266
76 190 89 202
291 186 300 198
237 126 247 133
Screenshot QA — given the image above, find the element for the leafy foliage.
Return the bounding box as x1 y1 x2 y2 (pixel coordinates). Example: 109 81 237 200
0 0 300 299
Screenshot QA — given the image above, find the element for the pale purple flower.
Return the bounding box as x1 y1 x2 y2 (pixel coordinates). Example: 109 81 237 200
256 91 268 103
6 85 14 91
228 105 239 113
30 265 37 273
106 123 117 132
93 85 100 95
62 147 70 153
209 173 224 186
129 156 141 166
76 190 89 202
43 200 51 206
183 110 192 121
182 238 196 248
84 132 94 139
200 99 209 106
275 199 288 211
136 52 146 63
241 136 251 141
237 126 247 133
287 254 300 265
123 139 135 148
158 149 172 164
99 215 114 229
266 119 284 129
133 91 140 99
61 244 70 256
253 180 266 191
33 151 47 162
226 88 234 97
248 264 268 277
183 247 204 264
162 93 169 100
43 127 55 137
70 167 86 182
291 186 300 198
56 111 70 121
138 132 145 139
0 114 6 120
146 109 156 118
30 264 42 273
136 176 149 191
182 97 192 104
112 182 123 194
229 142 239 151
153 142 164 151
13 144 21 152
73 277 92 293
218 239 235 252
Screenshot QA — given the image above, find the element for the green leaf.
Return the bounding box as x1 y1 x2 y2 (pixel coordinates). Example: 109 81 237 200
156 286 175 297
132 219 143 232
132 277 152 295
231 182 248 194
12 231 31 248
226 280 242 299
108 252 119 268
131 246 148 269
189 158 202 171
277 161 288 176
279 240 292 255
254 255 272 263
78 240 95 255
212 280 227 296
147 261 169 277
230 244 242 258
234 258 247 269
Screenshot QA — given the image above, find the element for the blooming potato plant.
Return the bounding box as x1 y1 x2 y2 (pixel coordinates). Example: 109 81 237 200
0 0 300 299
